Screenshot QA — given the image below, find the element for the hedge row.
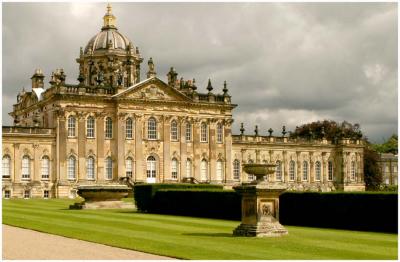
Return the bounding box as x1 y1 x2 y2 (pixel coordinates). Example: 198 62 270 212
133 184 398 233
279 191 398 233
133 183 223 212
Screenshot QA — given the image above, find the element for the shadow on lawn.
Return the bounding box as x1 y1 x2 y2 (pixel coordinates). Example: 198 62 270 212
182 232 233 237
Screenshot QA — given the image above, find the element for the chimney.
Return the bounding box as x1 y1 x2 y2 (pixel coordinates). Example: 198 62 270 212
31 69 45 89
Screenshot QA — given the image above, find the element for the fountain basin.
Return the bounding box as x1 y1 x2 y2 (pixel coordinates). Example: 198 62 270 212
70 184 135 210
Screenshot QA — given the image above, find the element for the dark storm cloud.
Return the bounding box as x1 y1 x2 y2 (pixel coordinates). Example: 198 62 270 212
2 2 397 142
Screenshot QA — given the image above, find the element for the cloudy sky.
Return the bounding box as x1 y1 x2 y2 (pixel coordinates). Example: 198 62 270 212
2 2 397 143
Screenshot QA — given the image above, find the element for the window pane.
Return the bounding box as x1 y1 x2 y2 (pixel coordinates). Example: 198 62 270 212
68 116 76 137
315 161 321 181
105 157 112 180
303 161 308 181
328 161 333 181
276 161 282 181
216 160 223 181
126 157 133 178
2 156 10 178
68 156 76 180
126 118 133 139
201 123 207 142
233 160 240 180
87 157 95 180
289 161 295 181
148 118 157 140
171 121 178 141
22 156 30 179
171 159 178 179
105 117 113 139
201 160 207 181
186 123 192 142
87 117 95 138
217 123 223 143
41 156 49 179
186 159 192 177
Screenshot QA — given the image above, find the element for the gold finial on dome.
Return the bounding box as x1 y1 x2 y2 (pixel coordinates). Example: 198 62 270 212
103 3 116 29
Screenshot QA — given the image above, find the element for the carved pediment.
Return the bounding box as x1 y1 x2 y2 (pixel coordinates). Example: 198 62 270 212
114 77 192 103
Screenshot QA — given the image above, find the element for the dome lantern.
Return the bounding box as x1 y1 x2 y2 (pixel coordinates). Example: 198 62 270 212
103 3 116 29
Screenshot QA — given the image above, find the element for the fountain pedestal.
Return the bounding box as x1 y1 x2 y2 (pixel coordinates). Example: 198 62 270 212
233 164 288 237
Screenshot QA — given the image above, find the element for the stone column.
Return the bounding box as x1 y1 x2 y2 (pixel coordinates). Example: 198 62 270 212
163 116 171 182
58 111 67 183
179 117 187 181
224 119 233 183
193 119 201 180
359 152 364 183
117 112 126 179
78 113 86 181
96 113 105 181
135 114 144 182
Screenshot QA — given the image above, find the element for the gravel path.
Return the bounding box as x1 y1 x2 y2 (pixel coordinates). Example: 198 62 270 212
2 225 175 260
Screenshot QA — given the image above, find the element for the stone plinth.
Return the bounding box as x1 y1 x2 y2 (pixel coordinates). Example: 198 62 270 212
70 185 135 210
233 163 288 237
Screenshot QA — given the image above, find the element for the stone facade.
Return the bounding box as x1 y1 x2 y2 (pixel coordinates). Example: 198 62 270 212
2 5 365 198
378 153 398 185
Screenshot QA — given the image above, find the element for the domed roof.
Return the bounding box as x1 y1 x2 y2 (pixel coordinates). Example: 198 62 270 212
83 4 134 55
84 29 132 54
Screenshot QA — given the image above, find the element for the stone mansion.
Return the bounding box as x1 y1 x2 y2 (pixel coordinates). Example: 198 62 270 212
2 5 365 198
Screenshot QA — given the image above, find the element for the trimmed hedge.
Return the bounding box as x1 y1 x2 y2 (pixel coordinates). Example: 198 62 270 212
279 191 398 233
134 185 398 233
152 189 241 220
133 183 223 212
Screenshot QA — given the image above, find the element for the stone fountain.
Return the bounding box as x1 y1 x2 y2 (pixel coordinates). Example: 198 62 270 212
69 184 135 209
233 163 288 237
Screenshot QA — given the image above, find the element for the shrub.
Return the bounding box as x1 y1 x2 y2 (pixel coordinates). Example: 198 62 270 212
279 191 398 233
152 189 241 220
133 183 223 212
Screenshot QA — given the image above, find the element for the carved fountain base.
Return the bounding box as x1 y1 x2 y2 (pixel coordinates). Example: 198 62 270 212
233 181 288 237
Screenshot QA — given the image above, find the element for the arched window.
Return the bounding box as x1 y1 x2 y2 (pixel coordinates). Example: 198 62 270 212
105 157 113 180
216 160 223 181
126 157 133 178
289 160 296 181
126 118 133 139
21 155 30 179
351 161 356 180
302 161 308 181
186 158 192 178
87 156 95 180
171 120 178 141
233 159 240 180
67 116 76 137
41 156 50 179
67 156 76 180
315 161 321 181
200 159 208 181
87 116 95 138
146 156 156 182
171 158 178 179
148 118 157 140
328 161 333 181
105 117 113 139
276 160 282 181
217 123 223 143
200 122 208 142
2 155 11 178
185 122 192 142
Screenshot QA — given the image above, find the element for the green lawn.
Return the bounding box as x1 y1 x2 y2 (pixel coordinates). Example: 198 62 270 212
2 199 398 260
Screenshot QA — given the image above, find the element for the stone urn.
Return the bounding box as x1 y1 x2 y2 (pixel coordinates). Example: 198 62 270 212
70 184 135 210
233 163 288 237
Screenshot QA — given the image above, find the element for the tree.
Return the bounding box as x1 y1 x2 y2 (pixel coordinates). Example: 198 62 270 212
373 134 398 154
290 120 363 140
364 144 383 190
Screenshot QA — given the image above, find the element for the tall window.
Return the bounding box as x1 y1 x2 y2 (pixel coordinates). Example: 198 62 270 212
22 155 30 179
328 161 333 181
87 156 95 180
186 122 192 142
248 159 255 181
216 160 223 181
147 156 156 180
67 116 76 137
351 161 356 181
217 123 223 143
171 120 178 141
233 159 240 180
87 116 95 138
148 117 157 140
302 161 308 181
4 190 10 199
41 156 50 179
186 159 192 177
276 160 282 181
125 118 133 139
43 190 49 199
315 161 321 181
67 156 76 180
126 157 133 178
24 190 30 199
289 160 295 181
200 122 208 142
201 159 208 181
171 158 178 179
2 155 11 178
105 117 113 139
105 157 112 180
